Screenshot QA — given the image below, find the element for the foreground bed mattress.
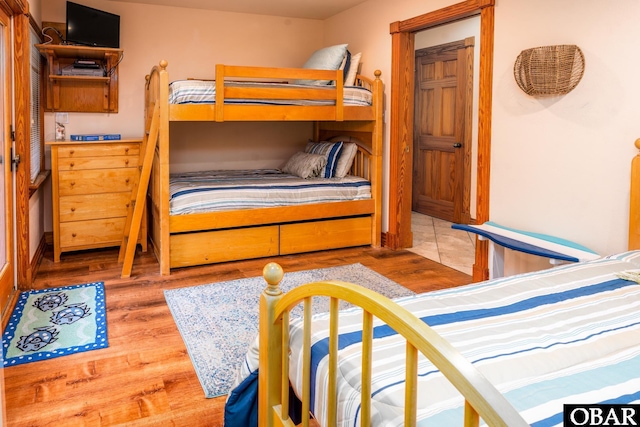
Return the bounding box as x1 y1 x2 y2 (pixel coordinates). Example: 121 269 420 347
169 169 372 215
229 250 640 426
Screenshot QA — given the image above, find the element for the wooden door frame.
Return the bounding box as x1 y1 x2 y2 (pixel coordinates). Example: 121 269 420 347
11 2 44 289
0 2 14 316
13 5 30 288
388 0 494 282
0 4 26 426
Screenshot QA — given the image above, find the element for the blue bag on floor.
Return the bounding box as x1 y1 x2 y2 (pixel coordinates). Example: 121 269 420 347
224 369 258 426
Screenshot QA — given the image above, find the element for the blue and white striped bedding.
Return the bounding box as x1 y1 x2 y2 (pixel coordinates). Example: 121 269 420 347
169 169 371 215
453 221 600 263
231 251 640 426
168 80 373 106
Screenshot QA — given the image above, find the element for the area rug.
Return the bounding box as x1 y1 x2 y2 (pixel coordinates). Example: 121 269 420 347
164 263 415 398
2 282 108 367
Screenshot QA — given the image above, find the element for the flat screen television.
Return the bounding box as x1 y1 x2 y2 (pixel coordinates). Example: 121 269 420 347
66 2 120 48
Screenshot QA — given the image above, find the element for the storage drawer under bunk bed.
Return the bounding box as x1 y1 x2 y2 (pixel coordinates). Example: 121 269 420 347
168 216 372 268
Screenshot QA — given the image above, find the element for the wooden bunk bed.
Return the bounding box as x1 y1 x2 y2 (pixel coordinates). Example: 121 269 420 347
141 60 383 276
223 139 640 426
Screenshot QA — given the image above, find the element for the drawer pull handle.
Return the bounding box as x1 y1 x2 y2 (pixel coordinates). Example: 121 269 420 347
70 181 75 186
124 159 129 165
70 207 76 212
70 150 74 155
125 178 130 184
125 148 129 153
72 233 77 238
125 203 130 208
70 162 74 168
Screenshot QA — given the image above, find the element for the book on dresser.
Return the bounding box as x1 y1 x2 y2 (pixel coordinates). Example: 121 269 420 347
70 133 122 141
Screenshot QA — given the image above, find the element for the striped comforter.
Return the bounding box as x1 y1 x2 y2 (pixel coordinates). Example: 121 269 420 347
233 251 640 426
168 79 373 106
169 169 371 215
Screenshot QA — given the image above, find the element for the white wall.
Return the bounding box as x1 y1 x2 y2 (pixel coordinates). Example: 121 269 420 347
490 0 639 257
323 0 457 233
29 190 43 259
39 0 639 257
326 0 638 257
29 0 41 23
41 0 325 152
40 0 328 231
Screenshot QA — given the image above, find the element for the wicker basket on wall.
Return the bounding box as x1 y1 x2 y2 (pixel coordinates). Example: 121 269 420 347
513 45 585 96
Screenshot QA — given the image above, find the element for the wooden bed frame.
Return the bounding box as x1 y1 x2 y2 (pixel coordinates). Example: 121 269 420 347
258 263 528 427
143 61 384 275
629 138 640 251
254 139 640 426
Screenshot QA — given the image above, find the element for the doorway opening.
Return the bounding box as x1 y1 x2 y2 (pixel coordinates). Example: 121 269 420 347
412 36 475 224
408 212 476 275
388 0 495 282
408 19 480 276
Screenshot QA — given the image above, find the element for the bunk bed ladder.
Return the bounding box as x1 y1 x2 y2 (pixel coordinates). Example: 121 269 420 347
119 103 160 277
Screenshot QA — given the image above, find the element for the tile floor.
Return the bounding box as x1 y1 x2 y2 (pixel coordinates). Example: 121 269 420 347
407 212 476 275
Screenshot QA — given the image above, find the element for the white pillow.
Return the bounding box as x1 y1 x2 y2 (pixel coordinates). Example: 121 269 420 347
295 44 348 85
281 152 327 178
336 50 351 85
328 135 362 178
345 52 361 86
339 51 350 72
334 142 358 178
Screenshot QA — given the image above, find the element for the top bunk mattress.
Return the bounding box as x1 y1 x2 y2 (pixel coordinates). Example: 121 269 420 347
168 80 373 107
169 169 372 215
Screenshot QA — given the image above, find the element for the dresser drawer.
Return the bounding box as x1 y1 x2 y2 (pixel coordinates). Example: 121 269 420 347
57 143 139 158
48 139 146 262
59 193 131 222
58 168 138 196
59 217 126 249
57 155 139 171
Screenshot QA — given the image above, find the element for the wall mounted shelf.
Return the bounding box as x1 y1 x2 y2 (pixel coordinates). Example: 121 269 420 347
36 43 122 113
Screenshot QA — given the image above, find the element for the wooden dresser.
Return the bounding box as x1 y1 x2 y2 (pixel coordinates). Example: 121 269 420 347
48 139 147 262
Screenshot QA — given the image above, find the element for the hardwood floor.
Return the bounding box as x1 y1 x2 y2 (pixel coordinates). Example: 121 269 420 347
4 245 471 426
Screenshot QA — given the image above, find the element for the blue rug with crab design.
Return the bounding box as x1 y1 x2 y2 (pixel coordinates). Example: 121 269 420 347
2 282 108 367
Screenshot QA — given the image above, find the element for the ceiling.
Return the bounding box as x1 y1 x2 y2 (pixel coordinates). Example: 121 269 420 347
108 0 368 20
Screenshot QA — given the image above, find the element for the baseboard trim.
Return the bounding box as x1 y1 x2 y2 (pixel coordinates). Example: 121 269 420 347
1 290 19 331
45 231 53 246
29 233 49 286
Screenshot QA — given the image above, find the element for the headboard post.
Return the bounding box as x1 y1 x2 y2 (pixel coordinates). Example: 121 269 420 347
629 139 640 250
258 263 285 427
158 60 171 275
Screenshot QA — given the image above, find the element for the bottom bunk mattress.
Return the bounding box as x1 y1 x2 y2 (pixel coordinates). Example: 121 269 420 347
169 169 371 215
228 251 640 426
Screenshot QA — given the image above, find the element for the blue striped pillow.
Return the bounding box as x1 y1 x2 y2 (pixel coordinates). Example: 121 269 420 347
304 141 344 178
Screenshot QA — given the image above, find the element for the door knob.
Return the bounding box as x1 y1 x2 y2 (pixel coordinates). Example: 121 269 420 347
453 143 462 148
